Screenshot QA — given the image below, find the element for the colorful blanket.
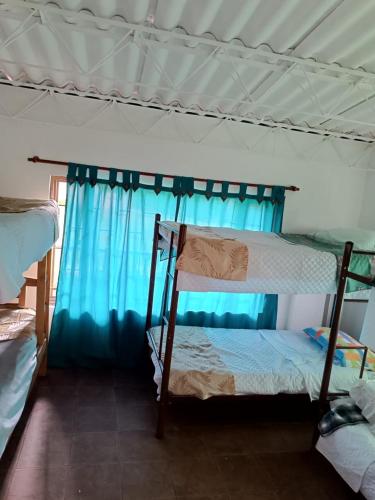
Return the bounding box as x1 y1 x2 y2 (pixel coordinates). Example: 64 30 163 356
280 233 374 293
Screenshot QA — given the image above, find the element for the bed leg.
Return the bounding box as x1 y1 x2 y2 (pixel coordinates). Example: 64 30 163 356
39 353 48 377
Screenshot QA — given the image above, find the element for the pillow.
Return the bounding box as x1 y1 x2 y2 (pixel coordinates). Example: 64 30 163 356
310 227 375 251
350 380 375 425
303 327 375 371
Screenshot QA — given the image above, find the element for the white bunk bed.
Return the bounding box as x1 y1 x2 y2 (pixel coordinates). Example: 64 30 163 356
0 197 58 303
0 197 58 457
317 419 375 499
145 216 375 437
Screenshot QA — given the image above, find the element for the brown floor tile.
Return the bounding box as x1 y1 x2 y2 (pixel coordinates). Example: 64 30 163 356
113 368 153 388
77 385 116 407
239 424 298 454
76 368 115 387
74 405 118 432
278 421 315 452
121 460 175 499
114 385 156 406
34 384 79 406
17 432 72 468
64 463 122 499
6 466 66 499
117 403 157 431
200 426 250 456
41 368 79 387
176 495 230 500
0 469 13 500
216 454 274 496
70 431 119 464
0 432 24 472
170 457 227 497
230 493 277 500
163 429 209 459
118 430 169 461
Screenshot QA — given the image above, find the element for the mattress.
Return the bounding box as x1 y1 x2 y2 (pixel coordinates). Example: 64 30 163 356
0 198 59 303
149 326 371 400
159 224 338 294
0 308 37 457
317 424 375 499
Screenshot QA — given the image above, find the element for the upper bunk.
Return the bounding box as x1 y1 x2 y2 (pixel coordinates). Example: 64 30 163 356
0 196 59 304
157 220 375 295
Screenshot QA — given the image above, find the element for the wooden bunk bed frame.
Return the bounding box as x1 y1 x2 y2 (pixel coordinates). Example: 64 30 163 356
145 215 375 438
1 250 52 381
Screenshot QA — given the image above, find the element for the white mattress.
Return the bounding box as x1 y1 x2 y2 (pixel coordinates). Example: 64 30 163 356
317 424 375 499
160 225 338 294
0 310 37 457
149 326 370 400
0 202 58 303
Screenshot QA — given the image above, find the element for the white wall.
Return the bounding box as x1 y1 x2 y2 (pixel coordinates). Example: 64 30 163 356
359 170 375 230
0 115 368 233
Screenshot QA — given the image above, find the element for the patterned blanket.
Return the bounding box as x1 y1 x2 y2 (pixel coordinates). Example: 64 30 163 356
158 223 249 281
151 325 236 398
0 197 57 214
319 401 367 436
0 308 36 341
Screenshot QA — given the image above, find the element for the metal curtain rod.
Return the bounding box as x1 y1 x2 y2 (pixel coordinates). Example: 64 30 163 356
27 156 300 192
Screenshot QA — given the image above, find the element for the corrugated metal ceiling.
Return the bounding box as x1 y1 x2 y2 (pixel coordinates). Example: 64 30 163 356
1 0 375 141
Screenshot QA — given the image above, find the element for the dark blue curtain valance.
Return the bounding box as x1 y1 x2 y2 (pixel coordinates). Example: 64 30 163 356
66 163 286 205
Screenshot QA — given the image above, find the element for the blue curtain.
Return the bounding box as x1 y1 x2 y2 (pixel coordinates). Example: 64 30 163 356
49 165 285 368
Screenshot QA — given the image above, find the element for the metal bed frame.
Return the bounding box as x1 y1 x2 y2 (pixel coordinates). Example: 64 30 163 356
145 214 374 438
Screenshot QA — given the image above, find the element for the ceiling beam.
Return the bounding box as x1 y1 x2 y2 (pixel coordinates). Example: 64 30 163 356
0 78 374 143
1 0 375 87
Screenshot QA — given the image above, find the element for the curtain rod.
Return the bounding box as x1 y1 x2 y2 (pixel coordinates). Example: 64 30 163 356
27 156 300 192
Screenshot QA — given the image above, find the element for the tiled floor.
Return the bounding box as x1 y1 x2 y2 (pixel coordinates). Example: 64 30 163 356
0 368 359 500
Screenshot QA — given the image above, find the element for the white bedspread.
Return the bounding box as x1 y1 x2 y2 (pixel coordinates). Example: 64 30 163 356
149 327 369 399
0 309 36 457
0 202 58 303
317 424 375 498
160 225 338 293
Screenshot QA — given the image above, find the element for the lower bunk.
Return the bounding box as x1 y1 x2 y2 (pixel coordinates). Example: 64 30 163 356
317 421 375 500
0 307 45 457
148 325 372 401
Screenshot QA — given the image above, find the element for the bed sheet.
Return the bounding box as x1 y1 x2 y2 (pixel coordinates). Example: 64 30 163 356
0 201 58 303
149 326 369 400
159 225 338 294
0 312 36 457
317 424 375 498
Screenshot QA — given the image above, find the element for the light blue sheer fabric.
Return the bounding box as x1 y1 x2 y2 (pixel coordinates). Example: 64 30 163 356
49 178 282 367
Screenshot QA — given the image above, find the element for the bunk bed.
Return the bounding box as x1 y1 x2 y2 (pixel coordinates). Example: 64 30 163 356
145 215 375 437
0 197 58 457
315 245 375 499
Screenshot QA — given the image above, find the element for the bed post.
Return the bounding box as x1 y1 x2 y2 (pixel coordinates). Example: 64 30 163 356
40 249 52 376
156 223 187 439
145 214 161 336
318 241 353 409
36 254 48 376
